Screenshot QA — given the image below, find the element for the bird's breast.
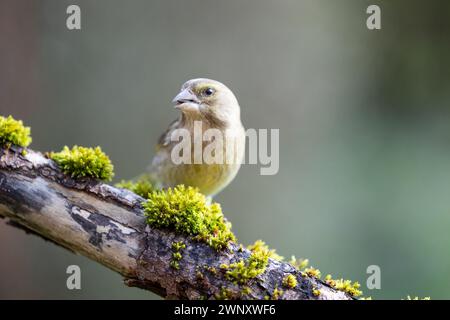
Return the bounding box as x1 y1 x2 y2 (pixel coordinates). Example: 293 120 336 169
153 125 245 196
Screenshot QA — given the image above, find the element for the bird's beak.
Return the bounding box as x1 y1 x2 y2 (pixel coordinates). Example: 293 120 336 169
172 89 200 111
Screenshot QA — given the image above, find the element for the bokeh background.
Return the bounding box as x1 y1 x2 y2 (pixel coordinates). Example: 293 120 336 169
1 0 450 299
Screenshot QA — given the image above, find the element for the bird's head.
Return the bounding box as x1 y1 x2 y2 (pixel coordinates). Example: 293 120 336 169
172 78 241 127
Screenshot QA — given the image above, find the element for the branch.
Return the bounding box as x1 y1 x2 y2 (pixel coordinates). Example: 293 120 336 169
0 146 351 300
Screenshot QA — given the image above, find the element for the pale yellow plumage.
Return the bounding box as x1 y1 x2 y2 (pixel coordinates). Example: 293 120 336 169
149 79 245 196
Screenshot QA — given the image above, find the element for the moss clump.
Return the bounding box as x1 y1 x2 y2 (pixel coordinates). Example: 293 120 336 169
172 252 182 260
116 175 155 198
50 145 114 181
247 240 283 261
142 185 235 251
304 267 321 279
282 274 298 289
221 240 271 284
288 257 364 298
241 286 252 296
271 287 283 300
206 266 217 275
312 288 321 297
170 260 180 270
263 288 283 300
324 274 362 297
196 270 204 280
215 287 235 300
170 241 186 270
289 256 309 270
0 115 32 147
172 241 186 252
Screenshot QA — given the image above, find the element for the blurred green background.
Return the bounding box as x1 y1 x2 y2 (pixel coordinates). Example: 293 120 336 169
1 0 450 299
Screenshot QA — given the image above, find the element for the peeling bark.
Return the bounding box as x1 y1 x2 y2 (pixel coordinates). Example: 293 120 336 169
0 146 351 300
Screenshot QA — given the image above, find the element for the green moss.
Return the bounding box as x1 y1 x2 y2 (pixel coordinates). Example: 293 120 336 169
50 145 114 181
170 241 185 270
116 175 155 198
289 256 309 270
312 287 321 297
282 274 298 289
210 267 217 274
271 287 283 300
0 115 32 147
241 286 252 296
172 241 186 251
215 287 235 300
324 274 362 297
219 240 280 285
142 185 235 250
196 271 204 280
304 267 321 279
172 252 182 260
170 261 180 270
222 240 271 284
247 240 283 261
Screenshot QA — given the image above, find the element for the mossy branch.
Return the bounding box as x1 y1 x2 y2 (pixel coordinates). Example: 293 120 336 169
0 145 352 300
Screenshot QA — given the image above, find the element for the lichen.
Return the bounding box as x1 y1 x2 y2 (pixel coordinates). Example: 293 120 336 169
282 274 298 289
221 240 271 284
50 145 114 181
142 185 235 251
116 175 155 198
0 115 32 148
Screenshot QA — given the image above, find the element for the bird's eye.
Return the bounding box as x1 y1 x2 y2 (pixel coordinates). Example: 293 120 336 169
203 87 215 96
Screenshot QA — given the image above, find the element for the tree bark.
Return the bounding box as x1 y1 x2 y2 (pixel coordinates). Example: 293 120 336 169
0 145 351 300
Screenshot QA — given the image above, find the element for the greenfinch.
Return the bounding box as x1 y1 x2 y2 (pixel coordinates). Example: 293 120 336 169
149 78 245 196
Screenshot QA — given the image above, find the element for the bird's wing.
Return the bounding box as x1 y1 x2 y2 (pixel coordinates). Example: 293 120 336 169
156 118 180 151
149 118 180 175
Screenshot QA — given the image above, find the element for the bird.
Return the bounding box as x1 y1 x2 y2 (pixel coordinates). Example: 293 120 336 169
148 78 246 197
